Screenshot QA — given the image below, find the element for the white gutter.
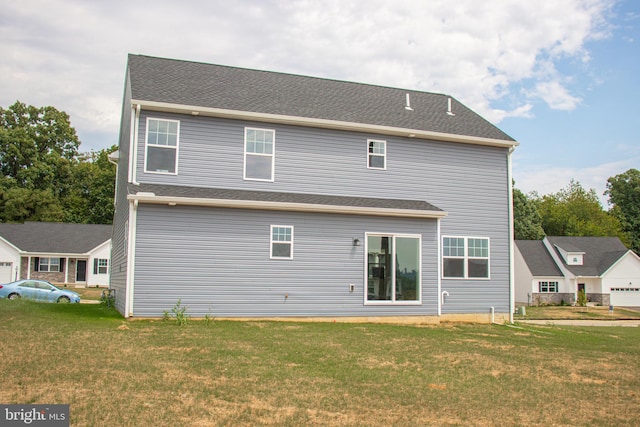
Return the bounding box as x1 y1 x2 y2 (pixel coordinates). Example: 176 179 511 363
127 192 448 219
132 99 519 149
507 146 515 323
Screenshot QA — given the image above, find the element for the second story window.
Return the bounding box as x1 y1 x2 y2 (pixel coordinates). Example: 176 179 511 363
368 139 386 169
244 127 275 181
145 118 179 174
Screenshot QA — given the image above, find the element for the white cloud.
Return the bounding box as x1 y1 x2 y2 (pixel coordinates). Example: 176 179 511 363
533 80 583 110
0 0 616 150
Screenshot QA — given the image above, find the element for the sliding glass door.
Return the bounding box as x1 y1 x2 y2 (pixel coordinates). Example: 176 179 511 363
366 234 421 303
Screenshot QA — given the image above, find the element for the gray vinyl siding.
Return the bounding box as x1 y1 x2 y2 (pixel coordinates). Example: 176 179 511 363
130 110 511 315
131 204 439 318
109 74 133 314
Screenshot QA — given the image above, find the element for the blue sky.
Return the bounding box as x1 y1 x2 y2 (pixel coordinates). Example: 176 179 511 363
1 0 638 206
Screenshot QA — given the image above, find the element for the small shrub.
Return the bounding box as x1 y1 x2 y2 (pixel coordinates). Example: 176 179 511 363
577 290 587 307
164 299 189 326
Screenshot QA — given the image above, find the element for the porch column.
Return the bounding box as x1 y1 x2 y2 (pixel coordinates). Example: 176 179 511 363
65 258 70 283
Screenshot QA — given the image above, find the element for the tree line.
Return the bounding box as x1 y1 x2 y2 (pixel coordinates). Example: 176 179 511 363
514 172 640 253
1 101 639 252
0 101 116 225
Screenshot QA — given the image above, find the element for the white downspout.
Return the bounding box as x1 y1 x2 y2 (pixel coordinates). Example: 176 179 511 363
437 218 442 316
125 199 138 317
507 146 515 324
129 104 140 185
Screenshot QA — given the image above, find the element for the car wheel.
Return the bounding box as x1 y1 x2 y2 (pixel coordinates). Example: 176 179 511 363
8 293 20 300
57 296 70 304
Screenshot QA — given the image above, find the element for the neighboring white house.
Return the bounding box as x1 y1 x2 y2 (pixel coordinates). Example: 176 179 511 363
0 222 112 287
515 236 640 307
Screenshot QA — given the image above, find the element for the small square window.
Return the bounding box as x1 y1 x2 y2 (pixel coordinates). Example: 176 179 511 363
368 140 386 169
270 225 293 259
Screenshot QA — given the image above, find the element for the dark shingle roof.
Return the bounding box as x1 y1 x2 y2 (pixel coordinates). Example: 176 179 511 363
127 54 515 142
516 240 563 277
129 183 443 214
546 236 629 276
0 222 111 254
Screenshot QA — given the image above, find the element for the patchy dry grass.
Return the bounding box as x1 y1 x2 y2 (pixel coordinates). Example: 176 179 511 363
1 300 639 426
515 305 640 320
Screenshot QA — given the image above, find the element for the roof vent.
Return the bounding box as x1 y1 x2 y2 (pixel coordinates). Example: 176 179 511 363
404 93 414 111
446 97 455 116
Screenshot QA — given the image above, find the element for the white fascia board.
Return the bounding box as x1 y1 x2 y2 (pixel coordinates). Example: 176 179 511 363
131 100 519 149
0 236 22 253
127 193 448 219
600 250 639 277
18 251 89 258
86 239 112 255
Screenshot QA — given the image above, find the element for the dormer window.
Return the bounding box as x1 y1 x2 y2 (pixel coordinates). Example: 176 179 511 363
554 245 584 266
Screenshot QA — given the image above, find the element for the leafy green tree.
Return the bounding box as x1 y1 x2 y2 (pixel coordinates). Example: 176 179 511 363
513 187 545 240
1 101 115 224
64 146 117 224
606 169 640 253
537 180 626 242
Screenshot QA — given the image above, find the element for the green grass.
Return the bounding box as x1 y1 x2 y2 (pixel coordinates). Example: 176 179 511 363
1 300 639 426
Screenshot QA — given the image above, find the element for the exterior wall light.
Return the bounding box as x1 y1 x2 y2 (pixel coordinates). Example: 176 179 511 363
353 238 361 247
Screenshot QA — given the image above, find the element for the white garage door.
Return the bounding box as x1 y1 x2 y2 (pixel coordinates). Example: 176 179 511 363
610 287 640 307
0 262 12 284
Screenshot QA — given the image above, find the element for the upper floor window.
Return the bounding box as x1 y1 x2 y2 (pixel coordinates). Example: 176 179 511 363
367 139 386 169
271 225 293 259
245 128 275 181
145 118 179 174
442 236 490 279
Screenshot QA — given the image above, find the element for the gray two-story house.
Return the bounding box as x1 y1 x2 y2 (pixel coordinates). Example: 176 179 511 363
110 54 518 322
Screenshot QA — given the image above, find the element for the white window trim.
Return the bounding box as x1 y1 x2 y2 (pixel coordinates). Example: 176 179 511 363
538 281 558 293
364 232 422 305
244 127 275 182
270 225 293 260
367 139 387 170
144 117 180 175
442 236 491 280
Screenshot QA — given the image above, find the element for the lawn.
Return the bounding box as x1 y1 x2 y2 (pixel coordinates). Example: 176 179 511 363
515 305 640 320
1 301 639 426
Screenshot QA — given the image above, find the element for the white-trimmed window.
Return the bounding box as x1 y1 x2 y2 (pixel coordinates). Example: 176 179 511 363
538 281 558 293
145 118 179 174
442 236 490 279
367 139 386 169
93 259 109 275
366 233 421 304
35 257 61 273
271 225 293 259
245 128 275 181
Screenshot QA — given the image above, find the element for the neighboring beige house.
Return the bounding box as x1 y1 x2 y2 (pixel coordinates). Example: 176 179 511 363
515 236 640 307
0 222 111 287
